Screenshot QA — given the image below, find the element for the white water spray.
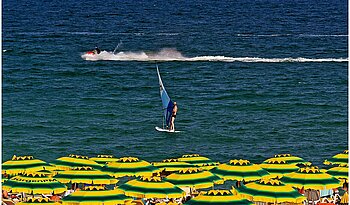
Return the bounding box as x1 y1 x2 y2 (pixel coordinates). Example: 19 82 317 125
81 48 348 63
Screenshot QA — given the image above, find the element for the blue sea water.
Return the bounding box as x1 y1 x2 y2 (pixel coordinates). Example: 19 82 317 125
2 0 348 166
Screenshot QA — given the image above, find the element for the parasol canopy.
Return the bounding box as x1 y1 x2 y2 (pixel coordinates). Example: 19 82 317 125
259 159 299 179
177 154 219 169
118 176 186 199
211 159 269 182
324 150 348 166
152 158 194 172
280 166 341 190
184 189 254 205
17 198 61 205
102 157 160 177
263 154 310 165
326 164 348 180
2 155 51 175
54 166 118 185
235 179 306 204
61 186 131 205
165 168 222 189
51 155 102 170
2 172 67 194
89 155 119 165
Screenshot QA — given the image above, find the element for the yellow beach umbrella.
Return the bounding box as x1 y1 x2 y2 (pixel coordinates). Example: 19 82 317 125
2 155 51 175
326 164 348 180
235 179 306 204
17 198 61 205
324 150 348 165
102 157 160 177
61 186 131 205
89 155 119 165
211 159 270 182
153 159 194 172
54 166 118 185
118 176 186 198
260 159 299 179
281 166 342 190
51 154 102 170
263 154 310 165
2 172 67 194
165 168 222 189
184 190 254 205
177 154 219 169
35 169 60 177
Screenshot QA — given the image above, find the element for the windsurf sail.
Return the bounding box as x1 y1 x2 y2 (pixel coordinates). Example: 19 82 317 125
156 65 174 129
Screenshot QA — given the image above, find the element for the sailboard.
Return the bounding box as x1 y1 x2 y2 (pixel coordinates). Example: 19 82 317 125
155 126 181 133
155 65 180 133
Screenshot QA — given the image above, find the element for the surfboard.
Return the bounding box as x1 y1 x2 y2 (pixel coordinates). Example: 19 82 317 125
155 126 181 133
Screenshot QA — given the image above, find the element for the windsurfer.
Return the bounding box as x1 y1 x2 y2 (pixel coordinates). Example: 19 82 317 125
169 102 178 131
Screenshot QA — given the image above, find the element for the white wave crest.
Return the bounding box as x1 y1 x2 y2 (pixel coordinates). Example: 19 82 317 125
189 56 348 63
81 48 348 63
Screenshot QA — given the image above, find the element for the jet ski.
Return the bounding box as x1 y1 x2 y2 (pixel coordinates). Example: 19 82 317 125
86 47 101 55
85 50 96 55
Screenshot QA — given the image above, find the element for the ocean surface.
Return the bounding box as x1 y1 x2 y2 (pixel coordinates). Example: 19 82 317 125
2 0 348 167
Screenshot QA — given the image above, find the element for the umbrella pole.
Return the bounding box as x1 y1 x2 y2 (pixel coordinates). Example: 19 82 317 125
22 192 25 202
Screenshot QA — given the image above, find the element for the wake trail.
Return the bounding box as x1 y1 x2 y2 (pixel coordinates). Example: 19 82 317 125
81 48 348 63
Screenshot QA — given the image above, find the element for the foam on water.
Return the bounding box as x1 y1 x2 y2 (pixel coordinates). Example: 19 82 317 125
82 48 348 63
236 34 348 37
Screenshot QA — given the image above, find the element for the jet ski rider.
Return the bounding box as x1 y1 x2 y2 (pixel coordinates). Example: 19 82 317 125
93 46 101 54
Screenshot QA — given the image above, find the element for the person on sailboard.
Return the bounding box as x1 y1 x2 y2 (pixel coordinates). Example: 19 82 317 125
93 46 101 54
169 102 178 131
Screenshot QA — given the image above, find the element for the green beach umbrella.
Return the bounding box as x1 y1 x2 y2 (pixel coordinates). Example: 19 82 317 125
177 154 219 169
61 186 131 205
235 179 306 204
2 172 67 194
326 164 348 180
2 155 50 175
184 189 254 205
211 159 270 182
17 198 61 205
260 159 299 179
118 176 186 198
54 166 118 185
263 154 310 165
35 168 64 177
324 150 348 166
281 166 341 190
89 155 119 165
102 157 160 178
165 168 223 189
51 154 102 170
152 158 194 172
